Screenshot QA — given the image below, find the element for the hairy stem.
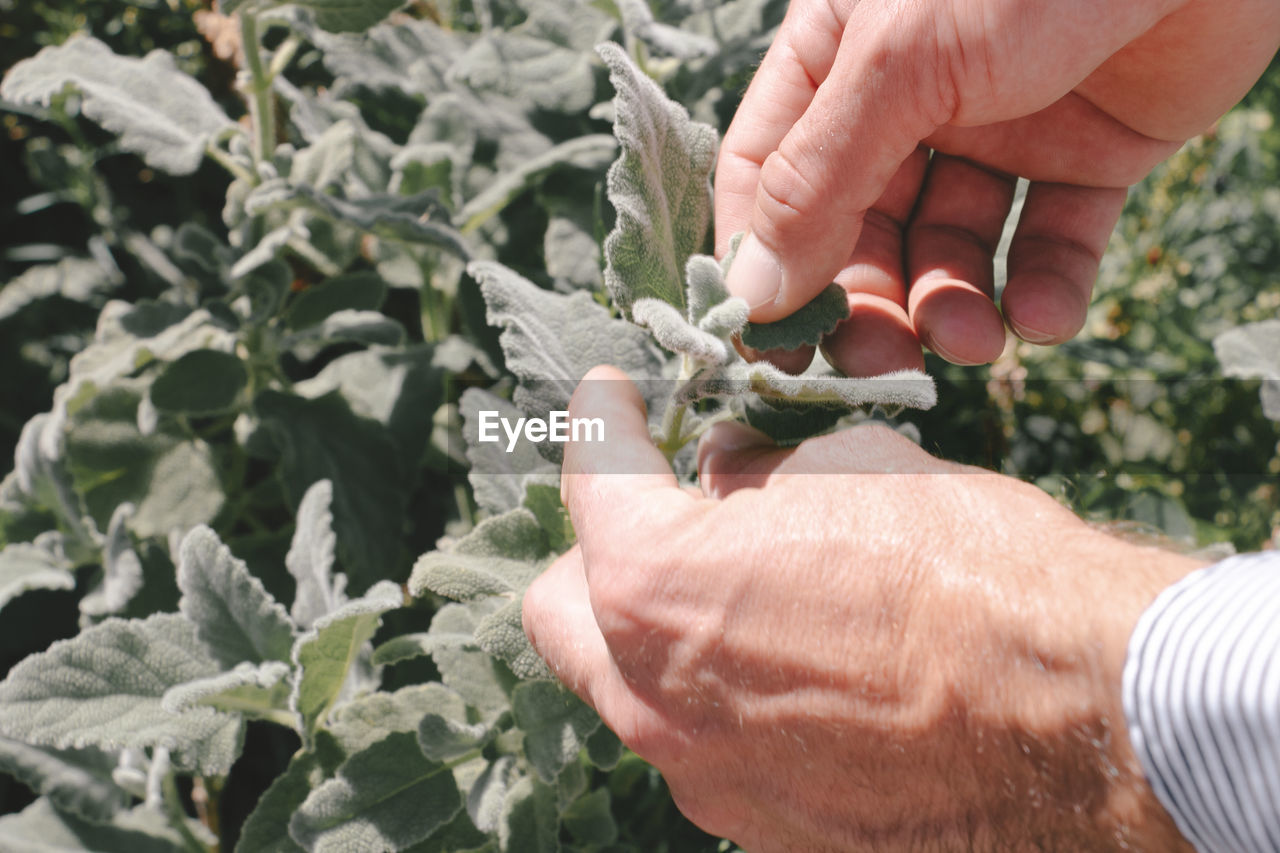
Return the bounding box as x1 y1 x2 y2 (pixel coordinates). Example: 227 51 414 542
162 770 214 853
239 13 275 170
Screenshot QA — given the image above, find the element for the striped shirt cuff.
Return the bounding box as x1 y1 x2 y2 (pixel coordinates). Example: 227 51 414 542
1123 552 1280 852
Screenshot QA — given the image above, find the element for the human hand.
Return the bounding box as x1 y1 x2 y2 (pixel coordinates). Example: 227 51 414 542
523 366 1206 851
717 0 1280 372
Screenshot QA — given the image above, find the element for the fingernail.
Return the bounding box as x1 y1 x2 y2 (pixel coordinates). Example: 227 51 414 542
724 232 783 310
922 333 982 366
1007 317 1057 345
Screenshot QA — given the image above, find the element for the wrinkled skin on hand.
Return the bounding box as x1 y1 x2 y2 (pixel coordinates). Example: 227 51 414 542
716 0 1280 372
523 366 1205 852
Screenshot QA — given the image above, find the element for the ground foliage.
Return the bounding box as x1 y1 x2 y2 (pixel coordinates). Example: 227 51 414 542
0 1 1277 851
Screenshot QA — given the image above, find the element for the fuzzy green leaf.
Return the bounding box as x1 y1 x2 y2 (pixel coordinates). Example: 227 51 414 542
289 731 462 852
452 32 596 114
685 254 732 325
327 683 468 756
599 41 717 316
427 601 511 716
370 632 477 667
562 788 618 846
150 349 248 415
470 260 665 447
511 681 601 783
498 774 558 853
79 503 144 621
0 799 204 853
224 0 407 33
461 389 560 516
409 508 551 602
162 661 293 724
0 739 129 823
632 297 731 364
0 37 235 175
0 542 74 613
467 755 519 834
0 258 114 321
681 362 938 411
739 283 850 352
290 581 402 737
287 309 408 349
256 390 408 594
286 479 348 630
584 724 623 771
285 272 388 330
235 750 319 853
475 598 553 680
178 526 296 668
0 614 242 774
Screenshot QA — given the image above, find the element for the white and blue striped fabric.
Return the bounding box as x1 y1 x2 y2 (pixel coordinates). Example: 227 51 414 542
1124 552 1280 852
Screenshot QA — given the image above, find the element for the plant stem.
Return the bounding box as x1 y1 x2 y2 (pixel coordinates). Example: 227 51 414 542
239 12 275 170
162 770 214 853
205 143 254 184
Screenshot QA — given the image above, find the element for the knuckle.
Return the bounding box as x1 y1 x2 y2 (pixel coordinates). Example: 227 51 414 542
755 145 824 237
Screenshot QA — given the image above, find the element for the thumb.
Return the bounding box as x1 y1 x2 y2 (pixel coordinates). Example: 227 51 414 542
719 0 949 322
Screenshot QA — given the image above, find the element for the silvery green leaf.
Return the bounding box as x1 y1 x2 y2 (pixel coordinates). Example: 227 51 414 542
739 283 849 352
681 362 937 411
685 253 730 325
245 181 471 259
289 731 462 852
1214 320 1280 419
698 297 750 339
161 661 293 724
228 0 407 33
468 755 519 833
599 41 717 316
290 120 361 194
235 750 319 853
255 390 407 595
327 683 467 756
291 581 402 737
285 272 387 330
0 614 243 774
584 724 623 770
544 211 603 291
451 32 595 114
0 739 129 823
79 503 143 621
0 542 74 613
498 774 558 853
292 344 446 463
741 397 844 446
461 390 560 516
418 707 490 763
150 349 249 415
230 216 307 279
470 259 665 434
302 15 465 94
178 525 296 668
371 632 477 667
1 36 235 175
457 135 616 233
562 788 617 846
0 258 114 321
428 601 511 715
286 479 348 630
632 297 730 364
510 681 600 783
475 598 553 680
64 383 226 540
618 0 718 59
286 309 408 349
409 508 551 602
0 798 201 853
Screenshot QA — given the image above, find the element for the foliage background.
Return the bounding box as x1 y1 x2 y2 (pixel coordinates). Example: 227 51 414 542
0 0 1276 849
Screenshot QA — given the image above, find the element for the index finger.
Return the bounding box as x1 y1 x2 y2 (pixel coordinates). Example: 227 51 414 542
561 366 693 569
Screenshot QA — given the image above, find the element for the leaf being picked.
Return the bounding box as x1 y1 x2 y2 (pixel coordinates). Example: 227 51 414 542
682 361 938 411
0 37 235 175
599 41 717 316
632 298 731 365
289 731 462 853
739 283 850 352
0 614 243 774
178 526 296 669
